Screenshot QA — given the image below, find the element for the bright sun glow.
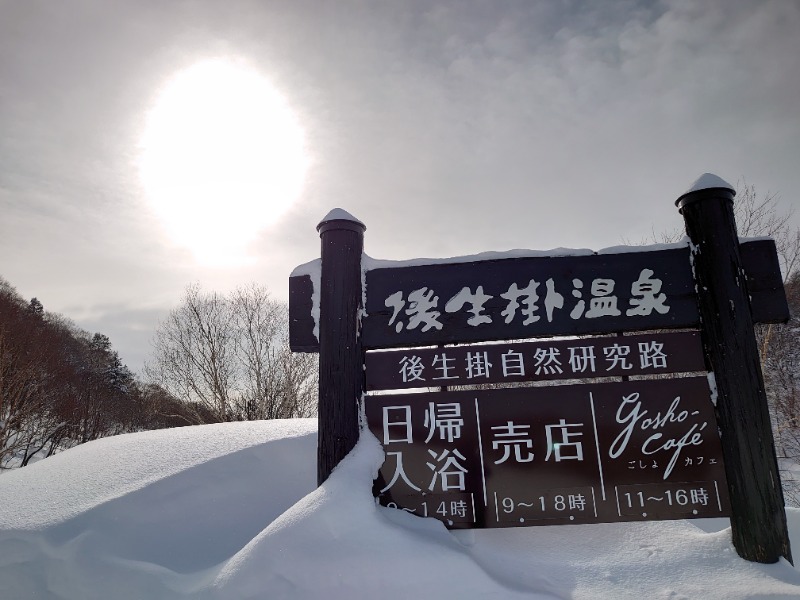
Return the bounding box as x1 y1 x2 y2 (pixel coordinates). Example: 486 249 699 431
139 59 308 265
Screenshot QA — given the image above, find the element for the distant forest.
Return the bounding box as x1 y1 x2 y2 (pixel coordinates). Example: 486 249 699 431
0 276 318 470
0 277 204 469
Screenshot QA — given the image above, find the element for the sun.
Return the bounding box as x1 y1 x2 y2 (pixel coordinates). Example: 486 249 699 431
139 58 308 265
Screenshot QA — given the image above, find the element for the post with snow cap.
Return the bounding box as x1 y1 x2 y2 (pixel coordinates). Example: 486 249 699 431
676 174 792 564
316 208 366 486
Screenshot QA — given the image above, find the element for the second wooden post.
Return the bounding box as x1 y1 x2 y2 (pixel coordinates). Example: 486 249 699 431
676 175 792 564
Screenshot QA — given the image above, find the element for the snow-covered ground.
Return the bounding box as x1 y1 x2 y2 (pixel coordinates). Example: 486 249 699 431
2 420 800 599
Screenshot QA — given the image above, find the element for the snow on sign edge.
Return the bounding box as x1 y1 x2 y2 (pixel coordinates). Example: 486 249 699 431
289 241 692 277
684 173 735 195
317 207 365 229
360 240 690 270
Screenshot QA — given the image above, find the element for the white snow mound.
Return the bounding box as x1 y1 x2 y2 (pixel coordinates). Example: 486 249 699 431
1 420 800 600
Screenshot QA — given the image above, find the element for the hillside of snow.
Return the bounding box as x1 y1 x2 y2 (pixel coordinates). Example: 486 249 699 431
2 420 800 599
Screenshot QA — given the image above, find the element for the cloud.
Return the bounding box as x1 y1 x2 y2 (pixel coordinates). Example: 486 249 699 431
1 0 798 370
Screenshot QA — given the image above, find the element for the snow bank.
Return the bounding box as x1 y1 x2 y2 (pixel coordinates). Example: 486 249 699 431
1 420 800 600
211 430 543 599
0 420 314 531
0 421 316 600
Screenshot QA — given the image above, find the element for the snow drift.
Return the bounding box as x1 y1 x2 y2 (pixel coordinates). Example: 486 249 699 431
1 420 800 599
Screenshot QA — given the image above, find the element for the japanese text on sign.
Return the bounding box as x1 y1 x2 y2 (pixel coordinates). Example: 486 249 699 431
366 331 705 391
366 377 729 528
363 248 698 348
383 269 668 334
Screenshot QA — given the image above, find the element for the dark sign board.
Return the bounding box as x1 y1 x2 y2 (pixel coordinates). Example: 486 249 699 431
363 248 697 349
365 331 705 391
289 238 789 353
365 377 729 528
308 200 792 563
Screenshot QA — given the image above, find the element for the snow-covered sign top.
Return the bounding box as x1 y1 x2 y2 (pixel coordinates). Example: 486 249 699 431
317 208 366 230
683 173 734 195
290 176 788 352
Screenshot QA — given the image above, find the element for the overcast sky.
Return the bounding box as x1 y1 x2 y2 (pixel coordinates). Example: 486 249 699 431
1 0 798 374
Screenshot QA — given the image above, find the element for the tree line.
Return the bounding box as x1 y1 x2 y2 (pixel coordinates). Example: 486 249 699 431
0 279 316 470
763 271 800 504
1 279 147 467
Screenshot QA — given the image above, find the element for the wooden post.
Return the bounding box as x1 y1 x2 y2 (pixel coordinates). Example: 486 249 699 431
676 174 792 564
316 209 366 485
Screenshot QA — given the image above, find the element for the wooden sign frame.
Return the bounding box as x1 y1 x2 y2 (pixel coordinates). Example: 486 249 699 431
290 238 788 353
298 179 793 564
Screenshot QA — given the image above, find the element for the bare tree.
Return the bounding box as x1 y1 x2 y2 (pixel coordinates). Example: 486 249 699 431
734 183 800 279
146 284 317 423
723 185 800 505
762 273 800 505
649 180 799 279
230 284 317 420
145 284 235 422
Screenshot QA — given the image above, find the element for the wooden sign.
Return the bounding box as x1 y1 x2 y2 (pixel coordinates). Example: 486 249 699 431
305 182 793 563
290 238 788 353
365 377 729 528
366 331 705 391
364 248 696 348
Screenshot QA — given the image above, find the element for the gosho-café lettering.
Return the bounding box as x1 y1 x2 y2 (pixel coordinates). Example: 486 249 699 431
611 393 707 480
